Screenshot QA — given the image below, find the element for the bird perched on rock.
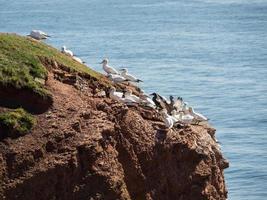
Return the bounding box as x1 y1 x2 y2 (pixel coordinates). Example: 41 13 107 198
150 93 166 110
124 89 140 103
139 91 156 108
161 109 174 129
28 30 50 40
109 87 124 102
61 46 74 57
108 74 128 83
120 68 143 83
170 96 184 112
188 106 208 123
100 59 119 75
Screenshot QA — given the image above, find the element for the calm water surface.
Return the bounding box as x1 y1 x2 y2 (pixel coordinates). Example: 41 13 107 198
1 0 267 199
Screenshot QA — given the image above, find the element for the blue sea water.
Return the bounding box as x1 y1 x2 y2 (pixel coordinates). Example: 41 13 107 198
1 0 267 199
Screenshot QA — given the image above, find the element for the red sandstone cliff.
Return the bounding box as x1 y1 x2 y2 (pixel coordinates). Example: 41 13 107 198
0 63 229 200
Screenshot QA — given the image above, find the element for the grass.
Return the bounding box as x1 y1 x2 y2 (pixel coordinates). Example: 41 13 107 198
0 33 105 99
0 108 36 138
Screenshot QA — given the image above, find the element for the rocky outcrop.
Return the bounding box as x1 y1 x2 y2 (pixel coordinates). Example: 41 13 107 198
0 63 229 200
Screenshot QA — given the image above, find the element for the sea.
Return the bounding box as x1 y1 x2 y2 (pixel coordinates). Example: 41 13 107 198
0 0 267 199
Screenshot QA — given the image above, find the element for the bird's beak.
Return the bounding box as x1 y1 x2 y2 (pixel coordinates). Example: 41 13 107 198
149 93 153 96
99 61 104 64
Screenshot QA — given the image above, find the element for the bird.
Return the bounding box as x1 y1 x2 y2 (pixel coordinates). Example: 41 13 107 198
170 96 184 112
100 59 119 75
124 89 140 103
73 56 86 64
28 30 50 40
180 113 194 124
161 109 174 129
139 91 156 108
109 87 124 102
188 106 208 122
120 68 143 83
150 93 166 110
61 46 74 57
182 102 189 114
108 74 128 83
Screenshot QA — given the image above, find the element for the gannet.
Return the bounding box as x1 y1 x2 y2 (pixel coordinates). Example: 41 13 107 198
180 113 194 124
161 109 174 129
124 89 140 103
182 102 189 114
140 91 156 108
120 68 143 83
100 59 119 75
108 74 128 83
188 106 208 122
150 93 166 110
61 46 74 57
73 56 86 64
28 30 50 40
170 96 184 112
109 87 124 102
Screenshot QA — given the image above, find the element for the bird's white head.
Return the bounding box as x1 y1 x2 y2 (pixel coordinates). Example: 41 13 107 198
100 58 108 65
61 46 66 51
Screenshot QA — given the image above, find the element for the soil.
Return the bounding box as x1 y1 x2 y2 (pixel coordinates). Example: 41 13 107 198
0 64 229 200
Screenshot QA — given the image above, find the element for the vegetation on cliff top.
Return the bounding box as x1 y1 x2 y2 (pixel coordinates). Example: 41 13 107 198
0 33 102 99
0 108 36 139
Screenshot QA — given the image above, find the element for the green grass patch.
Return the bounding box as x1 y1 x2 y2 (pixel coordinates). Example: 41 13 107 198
0 33 105 100
0 108 36 139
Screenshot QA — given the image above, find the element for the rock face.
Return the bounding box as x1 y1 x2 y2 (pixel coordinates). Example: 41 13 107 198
0 66 228 200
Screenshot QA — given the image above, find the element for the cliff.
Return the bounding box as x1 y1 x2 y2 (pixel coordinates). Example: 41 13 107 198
0 33 229 200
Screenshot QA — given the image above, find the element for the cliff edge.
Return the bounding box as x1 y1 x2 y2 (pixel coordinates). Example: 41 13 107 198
0 33 229 200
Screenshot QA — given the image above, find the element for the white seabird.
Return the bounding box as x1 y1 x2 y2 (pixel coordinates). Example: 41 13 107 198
100 59 119 75
61 46 74 57
170 96 184 112
108 74 128 83
140 91 156 108
180 113 194 124
73 56 86 64
124 89 140 103
28 30 50 40
171 110 194 124
120 68 143 83
188 106 208 122
109 87 124 102
161 109 174 129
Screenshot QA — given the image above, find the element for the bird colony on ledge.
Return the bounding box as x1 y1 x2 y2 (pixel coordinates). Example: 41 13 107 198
28 30 209 130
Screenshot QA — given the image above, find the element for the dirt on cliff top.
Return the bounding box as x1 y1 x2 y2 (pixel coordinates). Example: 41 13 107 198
0 59 229 200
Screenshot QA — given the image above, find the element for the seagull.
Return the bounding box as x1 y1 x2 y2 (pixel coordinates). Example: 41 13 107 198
120 68 143 83
73 56 86 64
188 106 208 122
108 74 128 83
109 87 124 102
124 89 140 103
28 30 50 40
100 59 119 75
161 109 174 129
61 46 74 57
